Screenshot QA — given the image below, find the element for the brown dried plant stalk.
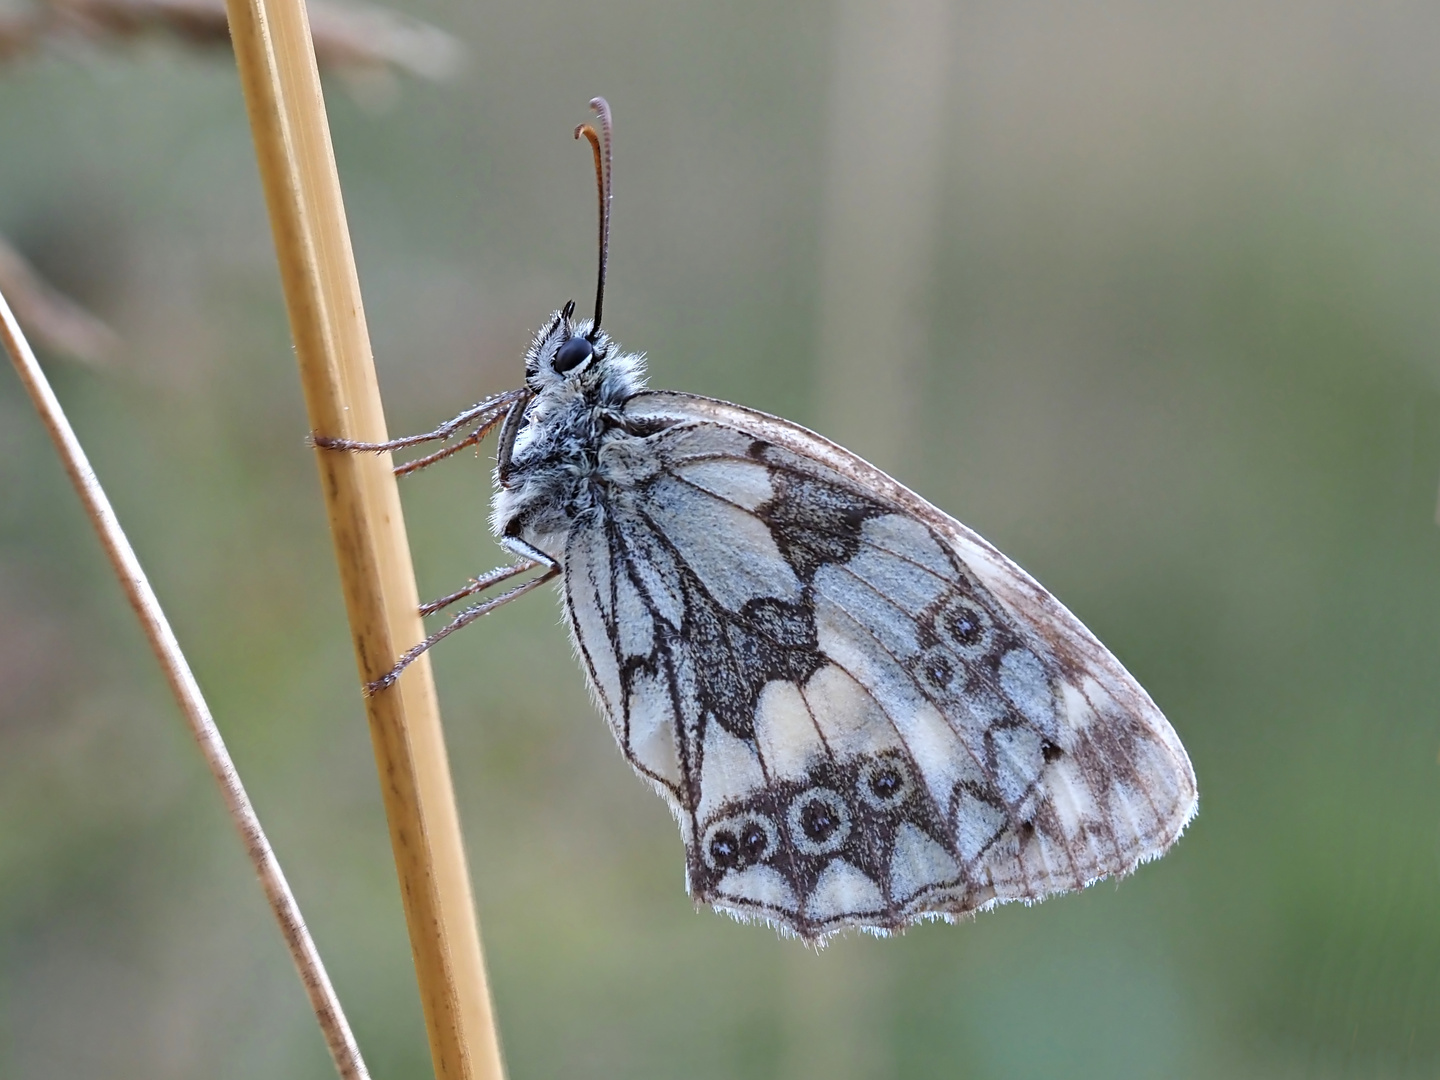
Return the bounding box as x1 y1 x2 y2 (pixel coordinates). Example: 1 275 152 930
0 0 462 80
222 0 506 1076
0 232 120 363
0 289 372 1080
0 0 462 366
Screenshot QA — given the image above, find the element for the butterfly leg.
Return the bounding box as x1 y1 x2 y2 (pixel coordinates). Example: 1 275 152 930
366 566 560 695
311 388 526 477
418 559 541 617
389 417 501 478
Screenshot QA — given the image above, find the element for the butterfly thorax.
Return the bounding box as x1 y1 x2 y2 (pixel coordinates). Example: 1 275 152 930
490 313 654 563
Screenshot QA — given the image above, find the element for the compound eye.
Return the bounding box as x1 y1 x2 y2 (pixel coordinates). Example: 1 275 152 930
552 336 593 374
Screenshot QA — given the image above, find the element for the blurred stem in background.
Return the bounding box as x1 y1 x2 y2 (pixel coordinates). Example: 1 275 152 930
813 0 950 479
0 0 461 366
790 1 952 1077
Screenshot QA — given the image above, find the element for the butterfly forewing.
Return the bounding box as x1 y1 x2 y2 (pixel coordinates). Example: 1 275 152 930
560 391 1197 939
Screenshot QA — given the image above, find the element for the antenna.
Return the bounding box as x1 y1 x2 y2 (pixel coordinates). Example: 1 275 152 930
574 96 613 338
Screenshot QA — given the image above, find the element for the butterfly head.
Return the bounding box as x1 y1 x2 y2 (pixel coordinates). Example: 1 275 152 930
516 100 643 409
521 300 646 406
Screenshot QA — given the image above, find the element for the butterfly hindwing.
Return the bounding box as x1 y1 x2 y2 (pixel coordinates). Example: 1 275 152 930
561 391 1197 939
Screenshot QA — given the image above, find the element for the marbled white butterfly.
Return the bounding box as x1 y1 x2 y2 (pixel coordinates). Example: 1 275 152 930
318 98 1197 942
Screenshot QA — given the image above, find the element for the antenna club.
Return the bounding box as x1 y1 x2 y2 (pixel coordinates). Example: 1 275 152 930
575 97 613 337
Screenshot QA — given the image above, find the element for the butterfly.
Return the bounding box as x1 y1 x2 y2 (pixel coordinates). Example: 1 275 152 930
318 98 1197 942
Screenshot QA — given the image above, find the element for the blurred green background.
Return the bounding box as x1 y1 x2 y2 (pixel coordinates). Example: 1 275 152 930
2 1 1439 1076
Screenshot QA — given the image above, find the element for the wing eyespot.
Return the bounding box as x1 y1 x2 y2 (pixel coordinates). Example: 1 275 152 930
740 820 771 861
702 814 778 872
786 787 852 856
857 752 915 811
708 829 741 870
915 650 956 693
933 594 996 660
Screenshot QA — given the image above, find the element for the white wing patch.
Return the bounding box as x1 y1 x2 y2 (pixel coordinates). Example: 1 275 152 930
844 538 951 614
860 513 953 576
613 578 655 660
643 474 801 609
754 679 826 782
800 663 901 759
555 393 1197 941
998 648 1060 733
673 457 775 510
626 671 682 788
717 865 796 911
889 822 961 903
695 719 766 824
807 860 885 922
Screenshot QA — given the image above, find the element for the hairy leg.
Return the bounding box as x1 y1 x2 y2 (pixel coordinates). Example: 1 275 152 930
418 559 540 617
311 387 526 475
367 567 560 695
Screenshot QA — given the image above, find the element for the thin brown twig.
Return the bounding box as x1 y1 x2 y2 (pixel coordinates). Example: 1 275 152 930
0 232 119 364
0 288 372 1080
0 0 464 80
0 0 464 367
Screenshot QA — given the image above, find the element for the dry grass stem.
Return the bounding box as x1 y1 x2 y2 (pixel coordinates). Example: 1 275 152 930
223 0 505 1074
0 0 463 81
0 0 461 372
0 287 372 1080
